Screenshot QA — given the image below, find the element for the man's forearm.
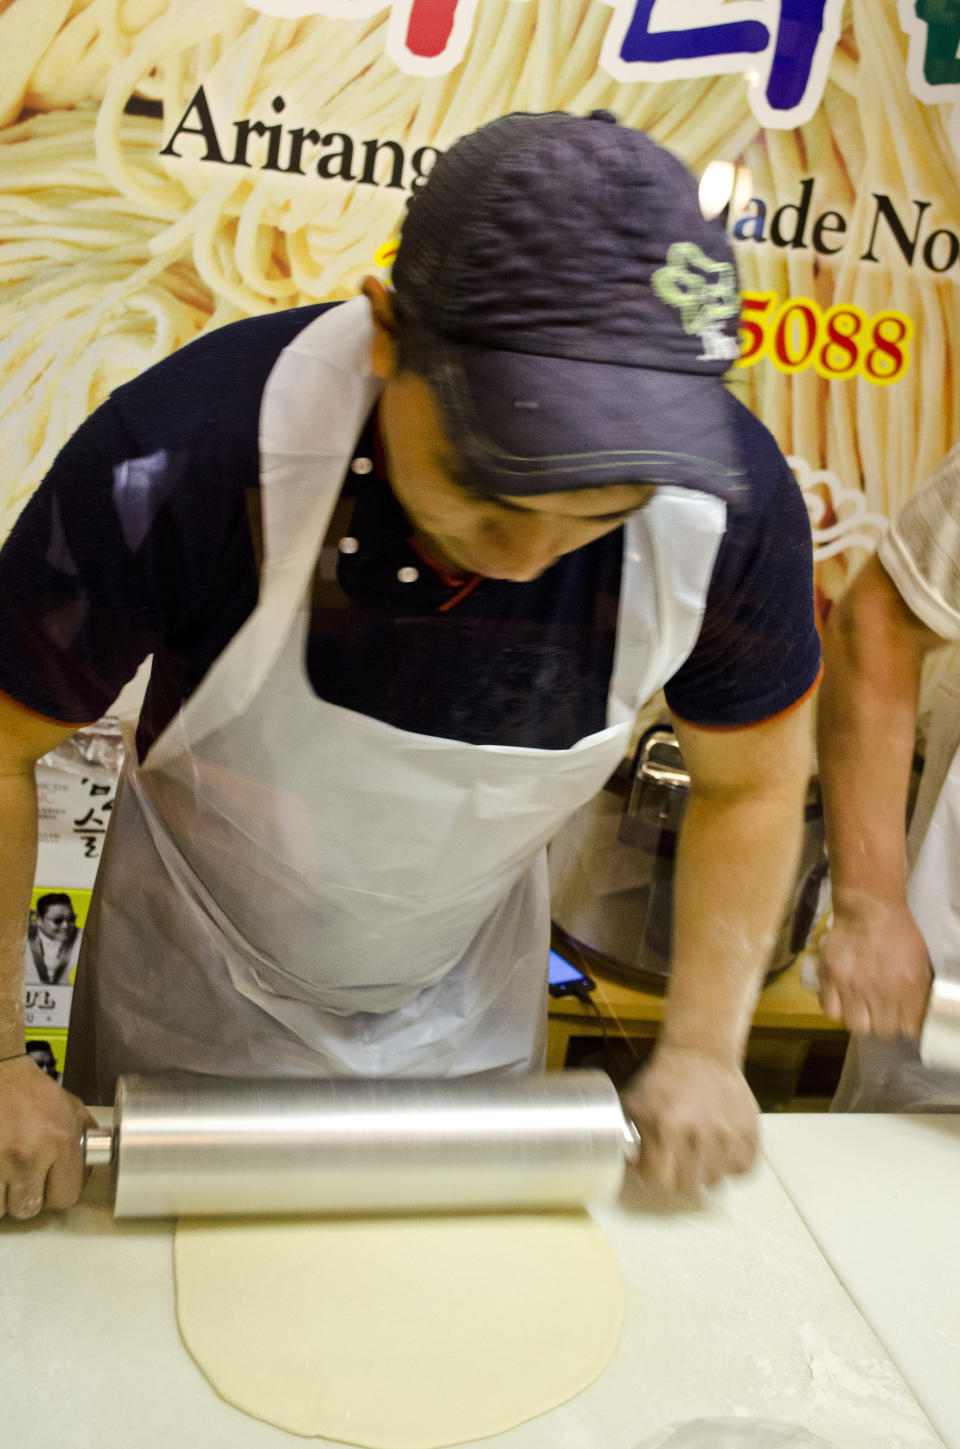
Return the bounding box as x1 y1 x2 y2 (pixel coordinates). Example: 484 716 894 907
659 784 804 1063
621 702 813 1189
0 698 83 1059
0 701 92 1220
0 765 40 1059
818 557 938 908
818 656 915 907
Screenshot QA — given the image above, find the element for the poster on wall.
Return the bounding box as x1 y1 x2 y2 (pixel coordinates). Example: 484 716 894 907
35 749 118 890
24 885 93 1083
1 0 958 626
21 723 121 1061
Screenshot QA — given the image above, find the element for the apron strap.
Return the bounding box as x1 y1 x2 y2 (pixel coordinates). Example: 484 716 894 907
145 299 382 771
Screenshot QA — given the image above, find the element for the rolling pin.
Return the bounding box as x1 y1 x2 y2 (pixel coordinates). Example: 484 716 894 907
920 977 960 1074
82 1070 640 1219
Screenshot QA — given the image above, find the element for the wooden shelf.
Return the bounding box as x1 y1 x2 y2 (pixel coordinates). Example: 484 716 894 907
546 937 847 1083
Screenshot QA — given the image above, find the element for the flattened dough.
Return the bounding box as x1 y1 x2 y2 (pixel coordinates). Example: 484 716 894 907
174 1211 625 1448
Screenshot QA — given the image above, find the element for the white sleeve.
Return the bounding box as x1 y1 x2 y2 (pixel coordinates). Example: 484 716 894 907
877 442 960 641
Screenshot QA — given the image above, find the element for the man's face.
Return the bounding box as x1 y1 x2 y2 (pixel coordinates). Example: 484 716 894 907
37 904 76 941
378 371 655 582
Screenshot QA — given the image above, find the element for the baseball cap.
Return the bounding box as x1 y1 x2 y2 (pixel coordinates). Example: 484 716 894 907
391 110 745 502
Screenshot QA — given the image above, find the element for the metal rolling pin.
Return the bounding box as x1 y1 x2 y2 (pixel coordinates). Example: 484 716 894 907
82 1071 641 1220
921 977 960 1075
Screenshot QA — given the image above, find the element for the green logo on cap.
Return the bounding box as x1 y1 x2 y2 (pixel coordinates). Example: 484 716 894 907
652 243 740 360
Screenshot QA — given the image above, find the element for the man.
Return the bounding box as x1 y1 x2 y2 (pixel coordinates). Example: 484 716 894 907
819 442 960 1110
24 893 81 987
0 111 820 1219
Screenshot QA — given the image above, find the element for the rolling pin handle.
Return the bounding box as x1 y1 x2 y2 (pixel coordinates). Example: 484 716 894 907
82 1124 116 1168
920 977 960 1073
620 1111 642 1166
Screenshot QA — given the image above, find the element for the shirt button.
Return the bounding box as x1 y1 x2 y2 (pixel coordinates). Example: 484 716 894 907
397 566 420 584
350 456 374 475
338 536 359 554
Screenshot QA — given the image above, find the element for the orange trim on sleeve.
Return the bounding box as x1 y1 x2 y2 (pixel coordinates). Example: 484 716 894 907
0 687 95 730
669 661 822 733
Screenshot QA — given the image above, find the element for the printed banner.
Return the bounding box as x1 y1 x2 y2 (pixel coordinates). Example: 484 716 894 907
23 886 92 1063
24 731 120 1058
1 0 959 622
24 1030 69 1085
36 760 118 889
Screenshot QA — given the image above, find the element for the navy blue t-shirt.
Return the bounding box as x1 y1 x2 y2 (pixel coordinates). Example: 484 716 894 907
0 305 820 757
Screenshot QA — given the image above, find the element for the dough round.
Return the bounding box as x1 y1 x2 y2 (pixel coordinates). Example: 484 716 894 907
174 1210 625 1448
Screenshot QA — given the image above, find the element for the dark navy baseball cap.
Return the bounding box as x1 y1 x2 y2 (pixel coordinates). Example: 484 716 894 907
391 110 745 502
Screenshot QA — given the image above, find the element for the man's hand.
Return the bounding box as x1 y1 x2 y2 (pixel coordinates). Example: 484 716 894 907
818 897 932 1038
816 553 948 1045
0 1054 93 1219
622 1044 758 1194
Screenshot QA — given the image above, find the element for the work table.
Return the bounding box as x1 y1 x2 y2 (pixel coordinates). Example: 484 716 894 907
762 1114 960 1449
1 1115 954 1449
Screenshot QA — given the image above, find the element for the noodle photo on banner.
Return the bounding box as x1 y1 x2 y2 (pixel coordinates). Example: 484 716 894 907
2 0 959 714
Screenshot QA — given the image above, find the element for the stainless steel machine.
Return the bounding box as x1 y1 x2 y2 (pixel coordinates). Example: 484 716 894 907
82 1070 640 1219
549 724 827 988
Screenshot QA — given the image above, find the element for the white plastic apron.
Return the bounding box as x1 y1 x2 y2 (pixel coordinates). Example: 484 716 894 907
65 299 726 1100
833 671 960 1111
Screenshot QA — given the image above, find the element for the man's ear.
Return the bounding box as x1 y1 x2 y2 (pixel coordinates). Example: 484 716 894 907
361 276 398 378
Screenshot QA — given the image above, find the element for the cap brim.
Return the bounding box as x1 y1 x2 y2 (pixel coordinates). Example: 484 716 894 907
431 343 745 502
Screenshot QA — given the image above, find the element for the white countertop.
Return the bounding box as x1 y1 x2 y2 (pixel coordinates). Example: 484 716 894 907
0 1117 950 1449
762 1113 960 1449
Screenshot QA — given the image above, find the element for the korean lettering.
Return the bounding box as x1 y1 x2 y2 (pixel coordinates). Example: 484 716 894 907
72 778 115 860
24 989 56 1016
601 0 846 128
616 0 769 65
913 0 960 87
